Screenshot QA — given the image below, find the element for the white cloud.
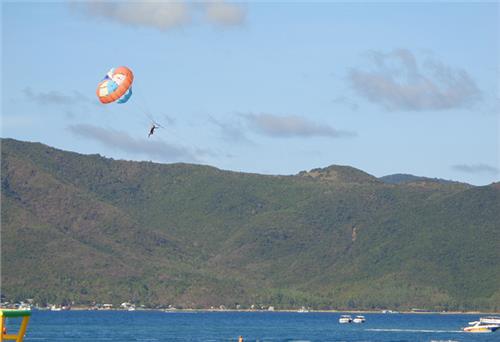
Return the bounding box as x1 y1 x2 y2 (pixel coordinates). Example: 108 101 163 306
73 1 246 31
73 1 190 30
23 87 94 107
240 113 356 138
349 49 481 111
68 123 197 162
452 163 499 175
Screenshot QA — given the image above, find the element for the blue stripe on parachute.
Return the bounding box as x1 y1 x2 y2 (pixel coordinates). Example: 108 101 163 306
117 87 132 104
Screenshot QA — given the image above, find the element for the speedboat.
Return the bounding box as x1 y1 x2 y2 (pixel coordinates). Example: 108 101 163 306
480 316 500 325
463 321 499 333
353 315 365 323
339 315 352 323
381 309 399 314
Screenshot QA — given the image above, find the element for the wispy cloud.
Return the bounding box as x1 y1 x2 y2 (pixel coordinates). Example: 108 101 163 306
72 1 246 31
208 115 252 143
452 163 499 175
205 1 246 26
332 95 359 111
161 114 176 126
240 113 356 138
73 1 190 30
68 124 197 162
349 49 481 111
24 87 94 107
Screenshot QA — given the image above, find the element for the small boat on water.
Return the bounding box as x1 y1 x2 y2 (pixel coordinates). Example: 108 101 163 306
353 315 365 323
463 321 499 333
480 316 500 325
339 315 352 323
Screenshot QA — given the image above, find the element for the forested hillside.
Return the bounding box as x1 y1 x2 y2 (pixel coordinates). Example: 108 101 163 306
2 138 499 311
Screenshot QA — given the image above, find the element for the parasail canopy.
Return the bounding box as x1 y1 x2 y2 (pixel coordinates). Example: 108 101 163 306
96 66 134 104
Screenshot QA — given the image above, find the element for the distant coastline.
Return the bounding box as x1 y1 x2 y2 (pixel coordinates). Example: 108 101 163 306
23 306 499 315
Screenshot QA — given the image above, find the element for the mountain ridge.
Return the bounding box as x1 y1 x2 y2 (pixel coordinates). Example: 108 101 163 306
1 138 499 311
378 173 469 186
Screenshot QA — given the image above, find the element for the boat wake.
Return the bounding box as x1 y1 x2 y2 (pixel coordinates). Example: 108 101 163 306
365 328 464 333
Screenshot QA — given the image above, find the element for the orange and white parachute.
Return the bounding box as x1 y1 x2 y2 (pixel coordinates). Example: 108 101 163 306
96 66 134 104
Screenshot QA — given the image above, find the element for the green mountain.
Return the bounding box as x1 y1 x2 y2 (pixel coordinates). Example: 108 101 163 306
379 173 463 185
1 138 499 311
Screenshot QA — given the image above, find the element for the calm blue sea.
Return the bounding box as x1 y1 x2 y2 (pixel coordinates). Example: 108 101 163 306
6 311 499 342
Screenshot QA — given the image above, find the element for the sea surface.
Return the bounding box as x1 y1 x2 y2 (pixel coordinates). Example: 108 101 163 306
5 310 499 342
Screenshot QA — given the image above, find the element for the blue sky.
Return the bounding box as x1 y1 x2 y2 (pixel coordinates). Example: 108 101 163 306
1 1 499 185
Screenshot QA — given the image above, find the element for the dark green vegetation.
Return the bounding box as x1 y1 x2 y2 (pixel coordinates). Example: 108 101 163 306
2 138 499 311
379 173 464 185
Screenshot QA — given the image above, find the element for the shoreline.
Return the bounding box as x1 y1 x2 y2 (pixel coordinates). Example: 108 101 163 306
41 307 500 315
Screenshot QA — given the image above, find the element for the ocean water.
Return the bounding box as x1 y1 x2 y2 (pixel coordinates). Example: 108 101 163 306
5 311 499 342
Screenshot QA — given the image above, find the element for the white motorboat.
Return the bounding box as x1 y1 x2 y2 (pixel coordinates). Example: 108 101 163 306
463 321 499 333
353 315 365 323
339 315 352 323
480 316 500 325
381 309 398 314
